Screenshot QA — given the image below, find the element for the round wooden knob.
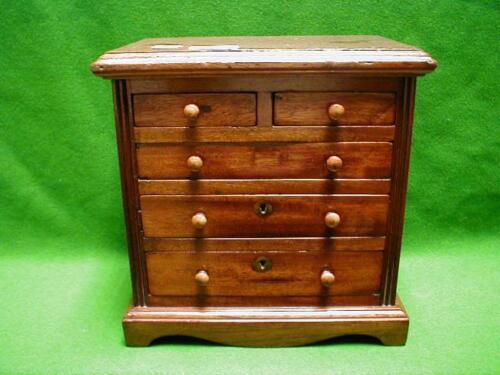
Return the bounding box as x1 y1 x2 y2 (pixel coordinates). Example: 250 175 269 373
326 155 343 172
328 103 345 120
184 104 200 118
324 212 341 228
192 213 207 229
187 155 203 172
195 270 209 285
320 270 335 287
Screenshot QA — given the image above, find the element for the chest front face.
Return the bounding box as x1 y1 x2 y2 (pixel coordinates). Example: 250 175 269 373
92 36 436 347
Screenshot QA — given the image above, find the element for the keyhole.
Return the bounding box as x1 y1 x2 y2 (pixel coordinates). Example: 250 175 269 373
253 256 272 272
255 201 273 216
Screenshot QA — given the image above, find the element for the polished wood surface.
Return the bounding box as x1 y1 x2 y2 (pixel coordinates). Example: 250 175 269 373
326 155 343 172
274 92 396 126
140 195 389 237
142 237 386 253
136 142 393 179
324 212 341 229
91 35 437 77
194 270 210 286
92 35 436 347
138 179 391 195
134 125 396 143
129 75 401 94
328 103 345 120
147 294 380 307
123 299 409 346
112 81 147 306
191 212 207 229
146 251 383 297
134 93 256 127
186 155 203 172
183 103 200 118
320 269 336 287
110 35 428 53
382 77 417 305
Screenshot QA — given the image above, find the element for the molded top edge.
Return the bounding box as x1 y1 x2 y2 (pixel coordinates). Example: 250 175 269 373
91 35 437 78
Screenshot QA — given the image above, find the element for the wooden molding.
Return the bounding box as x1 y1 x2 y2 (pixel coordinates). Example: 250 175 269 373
123 296 409 347
382 77 417 305
112 80 147 305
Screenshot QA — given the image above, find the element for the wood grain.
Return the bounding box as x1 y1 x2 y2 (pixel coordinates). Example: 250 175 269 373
109 35 427 53
140 195 389 238
128 75 401 95
136 142 393 179
382 77 417 305
133 93 256 127
274 92 396 126
112 81 147 305
91 35 436 347
145 294 381 308
138 179 391 195
142 237 386 253
146 250 383 297
123 298 409 346
133 126 396 143
91 36 436 78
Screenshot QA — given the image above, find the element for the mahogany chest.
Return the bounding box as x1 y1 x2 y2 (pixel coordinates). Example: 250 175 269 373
91 36 436 346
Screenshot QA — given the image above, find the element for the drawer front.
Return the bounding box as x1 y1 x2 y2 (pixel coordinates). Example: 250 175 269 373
146 251 383 297
274 92 396 126
141 195 389 238
136 142 392 179
133 93 256 127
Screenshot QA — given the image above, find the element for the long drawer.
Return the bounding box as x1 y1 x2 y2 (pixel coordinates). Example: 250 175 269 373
140 194 389 238
146 251 383 297
136 142 393 179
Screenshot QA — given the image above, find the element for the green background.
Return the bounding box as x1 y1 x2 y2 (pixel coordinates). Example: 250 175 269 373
1 1 499 374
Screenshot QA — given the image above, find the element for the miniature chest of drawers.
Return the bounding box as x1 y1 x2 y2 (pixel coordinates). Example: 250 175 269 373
91 36 436 347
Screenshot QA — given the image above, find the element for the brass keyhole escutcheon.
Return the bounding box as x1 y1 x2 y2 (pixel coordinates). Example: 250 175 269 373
253 257 273 272
255 201 273 217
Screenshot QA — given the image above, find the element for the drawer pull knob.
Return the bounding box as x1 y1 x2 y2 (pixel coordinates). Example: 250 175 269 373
324 212 341 228
326 155 343 172
195 270 209 285
184 103 200 118
320 269 336 287
328 103 345 120
187 155 203 172
192 212 207 229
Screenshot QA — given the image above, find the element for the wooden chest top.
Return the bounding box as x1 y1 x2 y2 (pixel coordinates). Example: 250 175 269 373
91 35 436 77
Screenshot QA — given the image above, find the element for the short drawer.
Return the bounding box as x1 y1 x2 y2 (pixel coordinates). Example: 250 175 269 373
136 142 393 179
274 92 396 125
133 93 256 127
146 251 383 297
140 195 389 238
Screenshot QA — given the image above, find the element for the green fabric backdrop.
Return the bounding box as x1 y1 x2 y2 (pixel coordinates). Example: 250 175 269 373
1 1 498 374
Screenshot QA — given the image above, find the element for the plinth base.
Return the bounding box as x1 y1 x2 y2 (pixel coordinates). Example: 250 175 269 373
123 297 409 347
